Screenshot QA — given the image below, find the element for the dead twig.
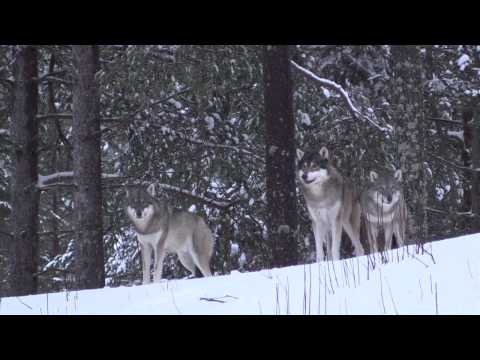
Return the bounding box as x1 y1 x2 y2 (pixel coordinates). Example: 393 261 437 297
199 295 238 303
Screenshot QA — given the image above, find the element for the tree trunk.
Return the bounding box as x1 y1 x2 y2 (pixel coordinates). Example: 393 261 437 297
263 45 298 267
472 106 480 231
72 45 105 289
391 45 428 245
11 46 39 296
47 53 60 256
461 108 474 231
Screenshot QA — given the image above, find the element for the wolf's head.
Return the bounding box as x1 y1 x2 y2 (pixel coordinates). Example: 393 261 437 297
297 146 331 185
125 184 159 226
368 169 403 206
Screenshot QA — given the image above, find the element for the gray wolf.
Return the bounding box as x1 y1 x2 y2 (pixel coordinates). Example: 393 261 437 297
360 169 407 254
125 184 214 284
297 147 365 261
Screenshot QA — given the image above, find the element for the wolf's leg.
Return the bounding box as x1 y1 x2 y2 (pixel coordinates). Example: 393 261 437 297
191 249 212 277
314 222 325 262
384 223 394 251
140 242 152 284
393 222 405 247
177 251 197 276
326 232 333 260
153 242 166 283
331 218 343 261
367 223 379 254
343 221 365 257
311 222 318 252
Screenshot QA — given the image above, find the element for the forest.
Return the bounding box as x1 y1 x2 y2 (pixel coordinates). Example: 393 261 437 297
0 45 479 297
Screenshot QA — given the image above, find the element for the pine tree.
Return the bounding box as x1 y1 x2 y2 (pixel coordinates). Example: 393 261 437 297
72 45 105 289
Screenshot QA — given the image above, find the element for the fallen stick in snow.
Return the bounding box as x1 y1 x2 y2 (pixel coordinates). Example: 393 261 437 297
199 295 239 303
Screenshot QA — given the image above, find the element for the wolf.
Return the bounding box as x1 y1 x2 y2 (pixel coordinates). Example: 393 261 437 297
125 184 214 284
360 169 407 254
297 146 365 262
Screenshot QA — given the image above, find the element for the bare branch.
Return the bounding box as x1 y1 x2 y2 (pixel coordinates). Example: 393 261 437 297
427 152 480 173
37 113 121 122
0 78 13 88
291 60 391 133
189 138 264 162
0 229 13 238
151 87 191 107
425 207 477 218
38 230 75 237
428 117 463 126
37 69 68 81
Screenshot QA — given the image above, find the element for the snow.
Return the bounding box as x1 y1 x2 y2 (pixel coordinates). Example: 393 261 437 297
205 116 215 130
37 172 121 188
230 243 240 256
300 112 311 126
291 61 390 133
2 234 480 314
168 99 183 109
457 54 471 71
0 200 11 209
447 130 464 141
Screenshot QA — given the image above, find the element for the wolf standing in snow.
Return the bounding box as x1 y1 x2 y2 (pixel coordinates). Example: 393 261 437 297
125 184 214 284
360 169 408 254
297 147 365 262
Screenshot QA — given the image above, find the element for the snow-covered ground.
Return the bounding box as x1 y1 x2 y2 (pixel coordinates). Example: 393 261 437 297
2 233 480 315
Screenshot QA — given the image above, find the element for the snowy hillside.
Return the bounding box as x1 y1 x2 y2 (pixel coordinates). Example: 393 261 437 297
2 233 480 315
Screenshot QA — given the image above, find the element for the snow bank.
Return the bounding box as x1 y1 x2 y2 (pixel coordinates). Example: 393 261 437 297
2 234 480 315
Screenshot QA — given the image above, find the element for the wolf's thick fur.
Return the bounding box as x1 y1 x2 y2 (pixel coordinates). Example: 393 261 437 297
360 169 407 254
297 147 365 261
126 184 214 284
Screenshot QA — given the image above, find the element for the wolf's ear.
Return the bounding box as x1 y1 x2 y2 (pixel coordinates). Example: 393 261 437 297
147 183 156 197
370 171 378 182
296 149 304 161
319 146 329 160
394 169 403 182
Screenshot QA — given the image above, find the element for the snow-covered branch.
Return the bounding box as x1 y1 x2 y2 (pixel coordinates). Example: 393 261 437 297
291 61 391 133
37 171 122 189
38 171 74 188
155 183 235 209
37 172 235 209
0 129 10 136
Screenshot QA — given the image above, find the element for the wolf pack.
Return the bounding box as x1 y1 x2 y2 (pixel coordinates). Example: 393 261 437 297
126 146 408 284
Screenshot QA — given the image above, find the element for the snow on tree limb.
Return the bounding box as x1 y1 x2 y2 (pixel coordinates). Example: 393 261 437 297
155 183 235 209
37 171 124 189
37 172 235 209
37 171 74 187
290 61 392 133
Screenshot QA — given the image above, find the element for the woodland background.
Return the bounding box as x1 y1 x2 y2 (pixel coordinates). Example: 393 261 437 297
0 45 478 297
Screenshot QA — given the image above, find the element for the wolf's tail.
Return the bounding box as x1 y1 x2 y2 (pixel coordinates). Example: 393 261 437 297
192 218 215 277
